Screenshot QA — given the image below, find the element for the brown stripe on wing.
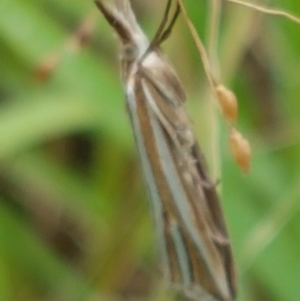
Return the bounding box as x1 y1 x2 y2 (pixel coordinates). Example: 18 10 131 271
178 218 224 300
143 76 185 126
166 142 231 300
139 53 187 106
131 76 183 284
192 144 237 299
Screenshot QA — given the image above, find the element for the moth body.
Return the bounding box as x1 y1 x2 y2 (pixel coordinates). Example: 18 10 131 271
95 1 237 300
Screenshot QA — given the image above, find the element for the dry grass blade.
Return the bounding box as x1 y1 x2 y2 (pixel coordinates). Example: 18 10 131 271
226 0 300 25
176 0 217 89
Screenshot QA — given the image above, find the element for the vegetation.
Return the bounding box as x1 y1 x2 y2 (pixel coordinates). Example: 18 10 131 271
0 0 300 300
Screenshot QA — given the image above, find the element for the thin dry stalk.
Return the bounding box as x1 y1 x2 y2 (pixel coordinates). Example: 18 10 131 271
226 0 300 25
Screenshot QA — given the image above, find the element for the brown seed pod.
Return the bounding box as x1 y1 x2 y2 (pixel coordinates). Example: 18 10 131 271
34 53 60 83
215 84 238 123
229 128 251 173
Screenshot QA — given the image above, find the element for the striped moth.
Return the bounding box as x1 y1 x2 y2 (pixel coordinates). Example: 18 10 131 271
95 1 236 300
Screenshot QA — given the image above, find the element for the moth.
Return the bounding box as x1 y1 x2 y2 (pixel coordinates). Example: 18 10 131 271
94 0 236 300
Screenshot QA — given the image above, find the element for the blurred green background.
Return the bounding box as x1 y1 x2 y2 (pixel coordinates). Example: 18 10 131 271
1 0 300 300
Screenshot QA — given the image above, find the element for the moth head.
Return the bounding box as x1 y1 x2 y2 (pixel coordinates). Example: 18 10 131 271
95 0 149 62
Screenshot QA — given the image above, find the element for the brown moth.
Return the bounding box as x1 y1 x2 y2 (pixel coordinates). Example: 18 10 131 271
95 1 236 300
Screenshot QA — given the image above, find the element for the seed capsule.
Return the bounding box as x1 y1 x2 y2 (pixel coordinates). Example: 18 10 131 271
215 84 238 123
229 128 251 173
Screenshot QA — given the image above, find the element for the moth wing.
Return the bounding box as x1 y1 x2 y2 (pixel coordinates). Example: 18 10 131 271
138 72 236 301
141 52 187 106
